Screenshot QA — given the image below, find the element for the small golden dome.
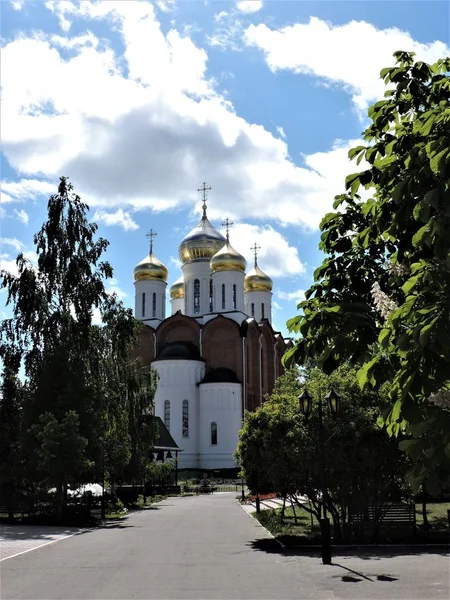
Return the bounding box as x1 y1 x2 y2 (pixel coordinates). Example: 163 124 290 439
170 276 184 299
179 215 226 264
244 264 273 293
211 242 246 273
134 253 168 283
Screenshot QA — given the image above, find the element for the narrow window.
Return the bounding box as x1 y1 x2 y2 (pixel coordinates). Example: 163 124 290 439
261 302 265 320
142 293 146 317
251 303 255 317
221 284 225 310
194 279 200 314
233 284 237 310
209 278 213 313
164 400 170 431
211 422 218 445
182 400 189 438
152 292 156 318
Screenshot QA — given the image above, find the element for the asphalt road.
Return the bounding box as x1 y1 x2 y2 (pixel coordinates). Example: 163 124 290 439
1 493 449 600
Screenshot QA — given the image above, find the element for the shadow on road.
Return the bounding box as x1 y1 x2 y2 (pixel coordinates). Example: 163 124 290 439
248 538 450 560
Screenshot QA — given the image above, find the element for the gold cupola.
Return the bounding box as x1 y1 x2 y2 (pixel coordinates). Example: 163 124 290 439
170 276 184 299
210 218 246 273
178 182 226 264
134 229 168 282
244 243 273 292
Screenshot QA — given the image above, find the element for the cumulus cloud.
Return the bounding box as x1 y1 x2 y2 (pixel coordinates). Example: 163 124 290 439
14 209 29 225
244 17 448 112
11 0 24 10
93 209 139 231
236 1 263 14
277 288 305 303
2 2 406 235
1 238 25 252
1 249 38 277
223 222 305 278
2 179 55 202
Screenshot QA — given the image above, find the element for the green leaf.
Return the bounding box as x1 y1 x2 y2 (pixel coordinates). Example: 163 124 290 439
378 328 392 348
401 274 420 295
412 224 430 248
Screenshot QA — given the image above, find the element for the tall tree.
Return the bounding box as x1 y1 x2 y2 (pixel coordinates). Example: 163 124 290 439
284 52 450 494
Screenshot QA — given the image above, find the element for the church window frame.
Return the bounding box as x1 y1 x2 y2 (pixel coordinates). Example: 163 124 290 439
211 422 218 446
142 293 146 317
261 302 265 320
194 279 200 314
251 303 255 317
152 293 156 318
232 284 237 310
221 284 226 310
182 400 189 438
209 278 213 313
164 400 170 431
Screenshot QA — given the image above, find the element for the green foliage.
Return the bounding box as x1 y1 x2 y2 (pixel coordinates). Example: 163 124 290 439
237 366 408 538
284 52 450 494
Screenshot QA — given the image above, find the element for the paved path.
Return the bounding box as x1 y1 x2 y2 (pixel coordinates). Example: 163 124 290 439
1 493 449 599
1 524 84 561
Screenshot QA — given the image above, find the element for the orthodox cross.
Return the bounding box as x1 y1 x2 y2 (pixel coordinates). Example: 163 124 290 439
146 229 157 254
250 242 261 267
222 218 233 242
197 182 212 218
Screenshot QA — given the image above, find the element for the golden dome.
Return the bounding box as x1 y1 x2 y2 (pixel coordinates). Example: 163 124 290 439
211 242 246 273
179 215 226 264
134 252 168 283
244 264 273 293
170 276 184 299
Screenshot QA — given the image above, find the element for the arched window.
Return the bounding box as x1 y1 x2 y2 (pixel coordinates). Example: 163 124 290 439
209 279 213 313
194 279 200 314
182 400 189 438
233 284 237 309
251 303 255 317
164 400 170 431
142 293 146 317
152 293 156 318
211 422 218 445
261 302 265 320
221 284 226 310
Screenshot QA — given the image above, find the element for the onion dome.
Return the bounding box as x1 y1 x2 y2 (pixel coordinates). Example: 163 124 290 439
210 242 246 273
244 246 272 292
134 229 168 282
179 215 226 264
170 276 184 299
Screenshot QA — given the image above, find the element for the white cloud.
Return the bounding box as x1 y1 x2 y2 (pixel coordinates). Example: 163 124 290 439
1 250 38 277
155 0 177 13
11 0 24 10
224 223 305 278
244 18 448 113
236 1 263 14
277 288 305 303
1 238 25 252
170 256 182 269
276 126 286 139
107 278 128 300
2 179 55 202
14 209 29 225
2 3 385 234
215 11 228 23
93 209 139 231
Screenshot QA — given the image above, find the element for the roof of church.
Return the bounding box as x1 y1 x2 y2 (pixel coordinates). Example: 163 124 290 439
155 341 203 361
150 415 180 450
200 367 241 384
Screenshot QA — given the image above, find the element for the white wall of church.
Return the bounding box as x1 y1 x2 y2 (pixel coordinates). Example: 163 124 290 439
134 280 166 321
182 261 212 317
152 359 205 469
171 297 184 315
211 270 245 313
198 382 242 469
244 290 272 324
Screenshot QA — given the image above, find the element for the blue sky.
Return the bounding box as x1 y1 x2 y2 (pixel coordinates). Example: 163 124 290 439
1 0 449 336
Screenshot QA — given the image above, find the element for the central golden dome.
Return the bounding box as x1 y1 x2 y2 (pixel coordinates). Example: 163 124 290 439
170 276 184 299
179 215 226 264
134 253 168 282
244 263 273 293
211 242 246 273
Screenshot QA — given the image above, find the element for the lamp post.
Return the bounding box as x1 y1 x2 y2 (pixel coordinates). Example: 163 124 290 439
298 387 340 565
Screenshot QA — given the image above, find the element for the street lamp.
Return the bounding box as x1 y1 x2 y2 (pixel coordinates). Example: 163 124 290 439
298 387 340 565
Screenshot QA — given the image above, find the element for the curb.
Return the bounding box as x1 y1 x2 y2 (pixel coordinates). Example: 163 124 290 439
238 500 286 551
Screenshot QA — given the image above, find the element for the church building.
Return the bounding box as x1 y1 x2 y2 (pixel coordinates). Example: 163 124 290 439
132 184 290 470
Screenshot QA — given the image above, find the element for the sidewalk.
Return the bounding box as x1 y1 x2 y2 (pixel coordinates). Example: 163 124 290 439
0 524 84 561
242 495 308 514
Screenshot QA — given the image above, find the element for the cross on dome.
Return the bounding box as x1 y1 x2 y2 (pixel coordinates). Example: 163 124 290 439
146 229 157 255
222 218 234 242
250 242 261 267
197 182 212 218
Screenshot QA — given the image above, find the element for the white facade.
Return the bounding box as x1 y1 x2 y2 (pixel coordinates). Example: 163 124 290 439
244 290 272 324
171 296 184 315
182 261 213 318
134 279 166 321
211 270 245 313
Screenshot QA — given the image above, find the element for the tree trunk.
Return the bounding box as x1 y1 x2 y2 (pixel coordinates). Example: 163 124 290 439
55 483 64 523
422 498 429 530
281 495 286 522
290 496 298 525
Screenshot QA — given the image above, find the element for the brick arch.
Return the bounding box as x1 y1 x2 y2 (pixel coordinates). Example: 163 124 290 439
202 315 242 380
156 314 201 355
245 320 261 412
131 324 157 364
260 321 276 399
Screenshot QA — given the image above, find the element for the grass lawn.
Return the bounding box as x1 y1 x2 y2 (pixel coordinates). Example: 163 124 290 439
256 501 450 546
